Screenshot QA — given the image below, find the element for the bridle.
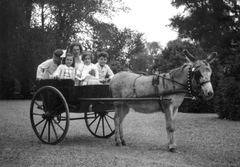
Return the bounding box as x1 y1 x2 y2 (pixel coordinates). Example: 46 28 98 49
156 64 212 98
186 65 211 98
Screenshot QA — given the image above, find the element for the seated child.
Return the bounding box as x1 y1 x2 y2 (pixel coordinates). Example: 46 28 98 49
36 49 63 79
76 51 100 85
53 53 75 80
95 51 114 84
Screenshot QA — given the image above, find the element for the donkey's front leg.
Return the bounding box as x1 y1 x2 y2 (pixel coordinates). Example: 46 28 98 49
164 106 177 152
119 103 130 146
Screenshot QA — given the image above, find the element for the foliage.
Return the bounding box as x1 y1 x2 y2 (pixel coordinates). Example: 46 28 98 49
170 0 240 51
152 39 206 73
146 42 163 57
179 98 215 113
31 0 129 48
130 52 153 73
214 50 240 120
88 21 150 72
169 0 240 119
0 0 30 99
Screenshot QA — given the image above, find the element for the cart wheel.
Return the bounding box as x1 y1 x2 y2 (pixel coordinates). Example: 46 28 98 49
30 86 70 144
85 104 115 138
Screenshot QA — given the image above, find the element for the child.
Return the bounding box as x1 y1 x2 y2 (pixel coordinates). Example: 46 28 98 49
76 51 100 85
36 49 63 80
53 53 75 80
95 51 114 84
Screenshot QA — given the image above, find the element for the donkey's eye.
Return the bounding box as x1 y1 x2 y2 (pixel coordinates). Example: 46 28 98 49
194 71 202 80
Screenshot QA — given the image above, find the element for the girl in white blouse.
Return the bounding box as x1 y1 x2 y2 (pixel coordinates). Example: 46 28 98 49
53 53 75 81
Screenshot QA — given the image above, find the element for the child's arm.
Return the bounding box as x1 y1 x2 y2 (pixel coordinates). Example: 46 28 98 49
36 60 51 79
93 65 99 79
76 63 85 80
106 65 114 79
72 68 76 81
53 65 63 80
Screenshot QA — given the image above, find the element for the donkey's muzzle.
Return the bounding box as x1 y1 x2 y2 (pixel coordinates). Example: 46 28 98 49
205 91 214 100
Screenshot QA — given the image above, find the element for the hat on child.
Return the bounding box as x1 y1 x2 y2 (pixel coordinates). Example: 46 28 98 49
53 49 63 58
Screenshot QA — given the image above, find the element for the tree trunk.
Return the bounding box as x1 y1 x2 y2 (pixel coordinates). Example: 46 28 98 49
24 0 34 29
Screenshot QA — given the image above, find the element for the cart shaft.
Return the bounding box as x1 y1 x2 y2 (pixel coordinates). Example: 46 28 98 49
78 97 171 101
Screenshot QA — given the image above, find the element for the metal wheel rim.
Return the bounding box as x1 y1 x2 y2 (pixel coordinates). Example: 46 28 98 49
84 106 115 138
30 86 70 144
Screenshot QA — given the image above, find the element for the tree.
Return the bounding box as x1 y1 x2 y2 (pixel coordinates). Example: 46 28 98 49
83 21 150 72
146 41 163 57
130 52 153 73
30 0 129 48
0 0 32 98
170 0 240 53
214 51 240 120
169 1 240 119
152 39 203 73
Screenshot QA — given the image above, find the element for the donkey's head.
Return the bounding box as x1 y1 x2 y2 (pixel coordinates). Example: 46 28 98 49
182 50 218 100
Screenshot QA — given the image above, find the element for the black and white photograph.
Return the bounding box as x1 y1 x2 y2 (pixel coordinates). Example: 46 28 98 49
0 0 240 166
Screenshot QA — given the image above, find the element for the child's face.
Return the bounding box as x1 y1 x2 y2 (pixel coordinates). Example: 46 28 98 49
83 55 91 65
65 56 73 67
98 57 107 67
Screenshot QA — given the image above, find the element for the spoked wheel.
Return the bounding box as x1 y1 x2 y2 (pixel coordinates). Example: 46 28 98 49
84 103 115 138
30 86 70 144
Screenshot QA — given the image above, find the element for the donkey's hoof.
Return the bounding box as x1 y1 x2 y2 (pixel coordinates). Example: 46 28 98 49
115 142 122 147
121 140 126 146
169 147 177 153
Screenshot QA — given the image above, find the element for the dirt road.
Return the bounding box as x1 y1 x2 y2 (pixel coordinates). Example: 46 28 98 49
0 100 240 167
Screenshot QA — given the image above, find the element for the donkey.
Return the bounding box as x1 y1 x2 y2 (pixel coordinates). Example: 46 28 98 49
109 50 217 152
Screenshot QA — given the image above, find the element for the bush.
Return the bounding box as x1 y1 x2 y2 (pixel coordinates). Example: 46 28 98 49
179 98 215 113
213 52 240 121
0 77 15 99
214 77 240 120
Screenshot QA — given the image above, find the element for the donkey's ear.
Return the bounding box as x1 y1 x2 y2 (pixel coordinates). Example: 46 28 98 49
206 52 218 63
182 49 197 62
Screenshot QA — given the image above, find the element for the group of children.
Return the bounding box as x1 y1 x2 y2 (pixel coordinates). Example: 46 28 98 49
36 43 114 85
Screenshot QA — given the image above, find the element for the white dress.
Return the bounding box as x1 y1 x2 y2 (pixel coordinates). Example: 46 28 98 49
76 63 100 85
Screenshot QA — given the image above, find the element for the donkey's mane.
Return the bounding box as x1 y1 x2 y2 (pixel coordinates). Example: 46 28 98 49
168 63 190 77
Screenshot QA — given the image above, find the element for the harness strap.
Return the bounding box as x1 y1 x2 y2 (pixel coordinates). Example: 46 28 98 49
152 75 165 112
199 80 211 86
172 76 176 90
187 66 198 99
132 75 143 97
158 93 164 112
152 74 160 95
187 66 193 97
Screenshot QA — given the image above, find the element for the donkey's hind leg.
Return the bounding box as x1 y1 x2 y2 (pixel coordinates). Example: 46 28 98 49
114 103 129 147
119 103 130 146
114 103 123 146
